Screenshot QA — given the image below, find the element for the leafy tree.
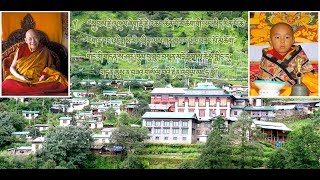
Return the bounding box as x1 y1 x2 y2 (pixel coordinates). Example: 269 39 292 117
125 80 143 89
28 126 41 139
8 112 27 132
82 105 92 111
0 112 26 147
0 152 15 168
0 102 9 112
38 125 93 168
188 116 233 169
117 112 130 126
132 100 150 117
110 125 149 155
105 107 116 121
229 112 264 168
40 159 57 169
267 148 288 169
284 125 320 169
0 153 37 169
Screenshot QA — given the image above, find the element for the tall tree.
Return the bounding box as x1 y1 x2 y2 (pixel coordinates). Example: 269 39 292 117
229 112 264 168
186 116 234 169
0 112 27 147
117 112 130 126
38 125 93 168
105 107 116 121
110 125 148 155
267 148 288 169
284 125 320 169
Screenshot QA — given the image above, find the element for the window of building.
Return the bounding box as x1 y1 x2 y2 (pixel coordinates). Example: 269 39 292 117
178 99 184 107
155 136 159 140
163 128 170 134
234 111 238 115
164 121 170 127
182 121 188 127
173 121 179 127
182 137 187 141
199 109 205 117
189 99 195 107
172 128 179 134
220 98 227 107
155 121 161 126
210 99 216 107
164 137 168 140
173 137 178 140
199 98 205 107
196 124 200 128
146 121 152 126
206 122 211 128
154 128 161 134
181 129 188 134
63 120 67 124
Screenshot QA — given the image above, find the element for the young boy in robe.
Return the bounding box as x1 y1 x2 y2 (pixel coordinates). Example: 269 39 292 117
251 22 318 96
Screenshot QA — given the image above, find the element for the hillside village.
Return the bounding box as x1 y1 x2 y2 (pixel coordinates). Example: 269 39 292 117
5 79 320 156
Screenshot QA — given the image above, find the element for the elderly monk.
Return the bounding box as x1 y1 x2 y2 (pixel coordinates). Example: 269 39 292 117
2 29 68 96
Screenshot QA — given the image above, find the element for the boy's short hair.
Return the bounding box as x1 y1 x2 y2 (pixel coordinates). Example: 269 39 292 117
270 22 294 38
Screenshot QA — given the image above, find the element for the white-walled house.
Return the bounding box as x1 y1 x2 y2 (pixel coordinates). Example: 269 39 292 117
92 134 111 146
34 124 52 131
142 112 198 144
59 117 72 126
31 137 45 153
22 110 40 120
85 120 103 129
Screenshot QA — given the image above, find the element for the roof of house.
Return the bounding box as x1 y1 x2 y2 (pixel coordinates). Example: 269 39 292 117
92 134 109 138
244 106 274 111
101 128 117 132
192 83 222 90
273 105 296 110
12 131 30 135
22 110 40 114
253 121 292 131
59 117 72 120
32 137 45 143
151 88 186 94
34 124 51 127
108 100 123 103
16 146 32 150
142 112 197 119
231 106 246 109
103 90 117 93
85 120 97 123
149 104 171 110
71 90 86 92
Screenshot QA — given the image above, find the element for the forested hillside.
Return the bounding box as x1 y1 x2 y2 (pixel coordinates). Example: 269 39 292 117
70 11 248 87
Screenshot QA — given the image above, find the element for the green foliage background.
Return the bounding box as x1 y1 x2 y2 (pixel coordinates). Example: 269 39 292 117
70 11 248 86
